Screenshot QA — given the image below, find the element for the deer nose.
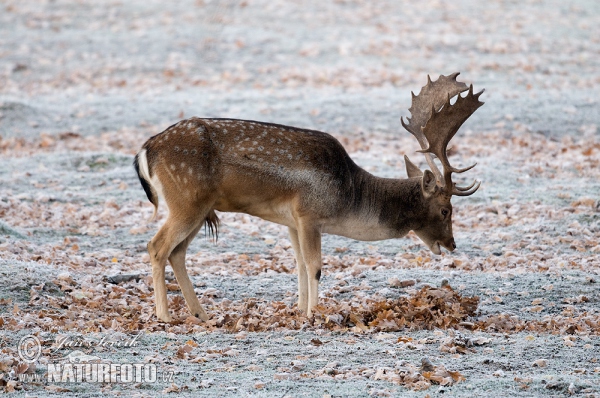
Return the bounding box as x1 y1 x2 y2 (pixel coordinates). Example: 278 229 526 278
450 239 456 250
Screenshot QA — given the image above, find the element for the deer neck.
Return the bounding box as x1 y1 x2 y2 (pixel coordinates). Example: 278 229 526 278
322 169 426 241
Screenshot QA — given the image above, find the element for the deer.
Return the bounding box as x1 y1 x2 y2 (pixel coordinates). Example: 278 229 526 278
134 72 484 323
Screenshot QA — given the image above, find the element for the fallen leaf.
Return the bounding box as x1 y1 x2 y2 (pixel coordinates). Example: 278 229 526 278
273 372 292 380
45 385 72 393
163 383 180 393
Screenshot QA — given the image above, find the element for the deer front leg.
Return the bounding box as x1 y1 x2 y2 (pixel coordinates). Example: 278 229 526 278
168 225 208 321
296 222 322 317
288 227 308 313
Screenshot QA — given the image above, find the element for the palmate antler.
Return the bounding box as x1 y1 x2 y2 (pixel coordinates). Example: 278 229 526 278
401 72 484 196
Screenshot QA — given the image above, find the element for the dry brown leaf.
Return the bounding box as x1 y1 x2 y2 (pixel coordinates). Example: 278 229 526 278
273 373 292 380
176 344 193 359
185 339 199 348
163 383 181 393
5 381 18 393
350 313 369 332
45 385 72 393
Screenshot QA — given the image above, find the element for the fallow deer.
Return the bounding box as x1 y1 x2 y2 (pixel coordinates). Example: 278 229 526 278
134 72 484 322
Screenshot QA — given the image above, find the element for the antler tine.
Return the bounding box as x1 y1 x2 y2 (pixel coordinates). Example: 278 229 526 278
449 162 477 174
453 179 478 191
451 180 481 196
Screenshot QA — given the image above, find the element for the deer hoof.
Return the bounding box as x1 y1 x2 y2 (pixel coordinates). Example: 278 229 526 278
195 312 209 322
157 312 173 323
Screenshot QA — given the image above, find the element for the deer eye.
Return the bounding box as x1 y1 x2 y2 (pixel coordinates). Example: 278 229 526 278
441 209 449 217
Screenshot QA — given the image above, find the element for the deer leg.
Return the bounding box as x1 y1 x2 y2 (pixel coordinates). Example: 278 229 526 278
148 216 204 323
288 227 308 313
168 224 208 321
296 222 322 317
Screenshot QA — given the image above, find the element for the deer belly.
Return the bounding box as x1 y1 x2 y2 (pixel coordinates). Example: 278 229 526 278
322 217 397 241
213 194 297 228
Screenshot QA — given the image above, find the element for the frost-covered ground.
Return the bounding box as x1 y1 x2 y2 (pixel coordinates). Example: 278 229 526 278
1 0 600 396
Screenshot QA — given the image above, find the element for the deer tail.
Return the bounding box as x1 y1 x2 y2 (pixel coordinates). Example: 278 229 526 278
133 149 158 221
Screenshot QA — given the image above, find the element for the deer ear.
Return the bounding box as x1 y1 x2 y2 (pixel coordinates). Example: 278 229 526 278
404 155 423 178
421 169 437 197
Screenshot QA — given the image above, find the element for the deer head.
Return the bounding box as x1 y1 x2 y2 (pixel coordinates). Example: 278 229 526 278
401 72 484 254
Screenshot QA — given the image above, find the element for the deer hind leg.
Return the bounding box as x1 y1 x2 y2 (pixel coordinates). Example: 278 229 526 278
295 221 322 317
148 210 209 323
168 222 208 321
288 227 308 313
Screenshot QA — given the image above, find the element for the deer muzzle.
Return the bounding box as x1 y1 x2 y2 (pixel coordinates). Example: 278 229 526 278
431 238 456 255
431 241 442 255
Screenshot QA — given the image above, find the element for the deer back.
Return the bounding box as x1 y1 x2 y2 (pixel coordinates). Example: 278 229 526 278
141 118 364 221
